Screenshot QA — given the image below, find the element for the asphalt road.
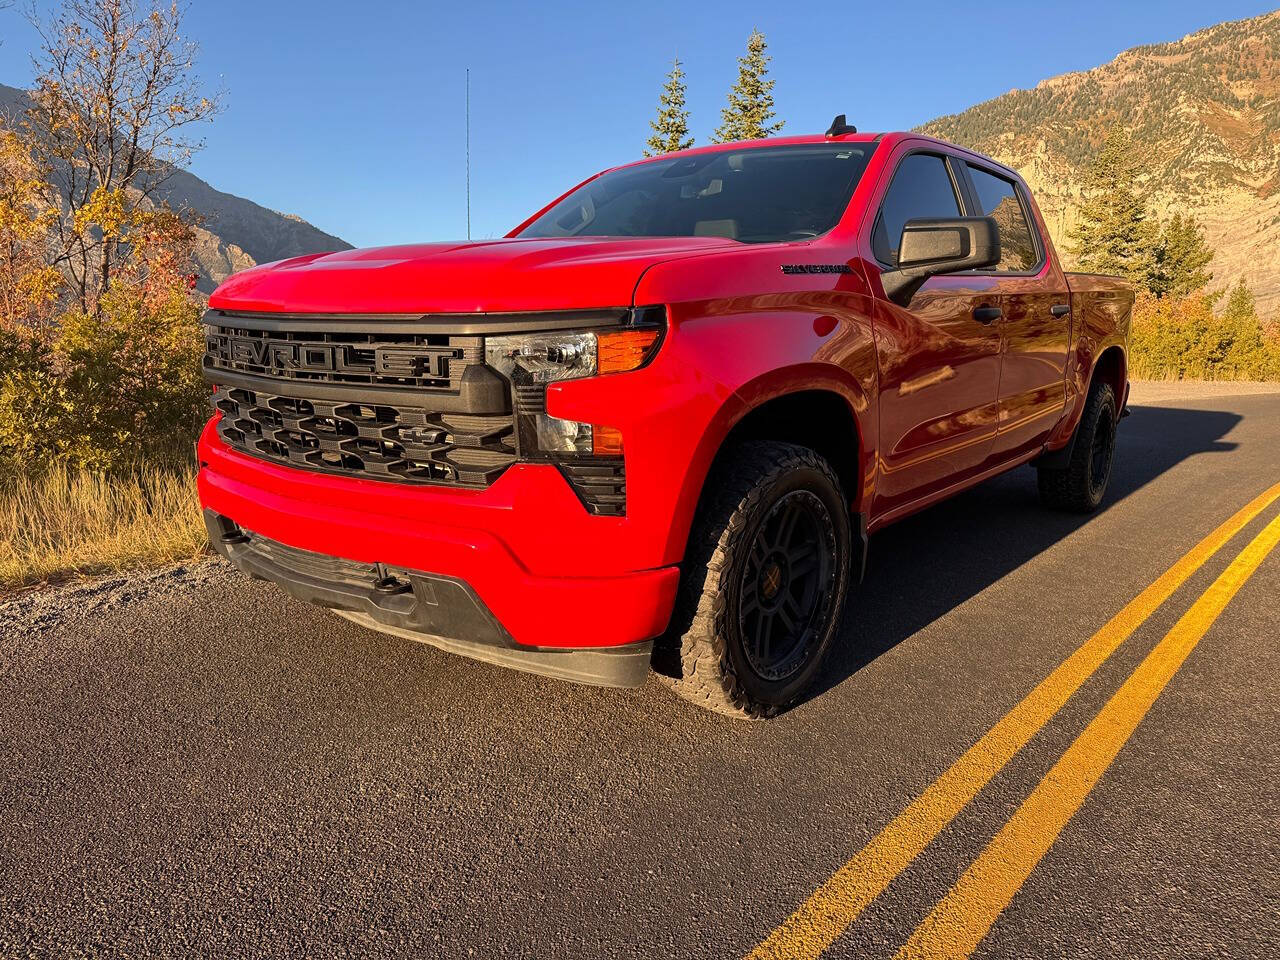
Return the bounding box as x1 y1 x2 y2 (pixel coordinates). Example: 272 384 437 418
2 383 1278 959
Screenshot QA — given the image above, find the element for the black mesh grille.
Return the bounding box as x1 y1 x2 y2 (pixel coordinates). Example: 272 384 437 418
205 312 516 488
204 324 480 390
204 313 628 511
212 384 516 486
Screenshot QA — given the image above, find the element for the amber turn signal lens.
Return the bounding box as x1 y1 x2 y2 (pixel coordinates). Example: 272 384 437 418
597 328 661 375
593 424 625 456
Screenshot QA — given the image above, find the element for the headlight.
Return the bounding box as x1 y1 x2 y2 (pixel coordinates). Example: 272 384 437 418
485 319 662 457
485 331 598 455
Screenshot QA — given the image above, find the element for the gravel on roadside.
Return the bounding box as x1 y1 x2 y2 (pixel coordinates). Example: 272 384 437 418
0 557 232 641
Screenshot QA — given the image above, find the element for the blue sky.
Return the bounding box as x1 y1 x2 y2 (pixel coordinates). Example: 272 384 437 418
1 0 1275 247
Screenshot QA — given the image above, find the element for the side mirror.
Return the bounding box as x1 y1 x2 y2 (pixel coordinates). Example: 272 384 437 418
880 217 1001 306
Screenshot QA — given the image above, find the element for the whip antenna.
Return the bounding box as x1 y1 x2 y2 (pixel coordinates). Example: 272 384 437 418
466 68 471 240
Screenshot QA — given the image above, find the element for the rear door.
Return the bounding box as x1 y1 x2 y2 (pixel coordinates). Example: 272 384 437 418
959 162 1071 461
868 149 1003 515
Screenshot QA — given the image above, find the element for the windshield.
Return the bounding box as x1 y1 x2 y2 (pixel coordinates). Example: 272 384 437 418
515 143 876 244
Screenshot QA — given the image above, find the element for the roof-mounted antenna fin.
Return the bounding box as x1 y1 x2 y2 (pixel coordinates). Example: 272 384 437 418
825 114 857 137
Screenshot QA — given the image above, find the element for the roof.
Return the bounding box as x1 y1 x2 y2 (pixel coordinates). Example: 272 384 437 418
612 131 1014 180
607 132 891 177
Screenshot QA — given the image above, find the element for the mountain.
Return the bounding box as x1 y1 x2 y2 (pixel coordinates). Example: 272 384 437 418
9 11 1280 311
919 10 1280 316
0 83 351 292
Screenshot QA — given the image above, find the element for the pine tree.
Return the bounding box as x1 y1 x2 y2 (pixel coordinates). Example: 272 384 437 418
644 58 694 157
1069 128 1159 290
1151 212 1214 299
1223 279 1257 324
712 30 783 144
1220 279 1269 376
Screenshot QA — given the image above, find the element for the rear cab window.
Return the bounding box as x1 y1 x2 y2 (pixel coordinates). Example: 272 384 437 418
964 164 1041 273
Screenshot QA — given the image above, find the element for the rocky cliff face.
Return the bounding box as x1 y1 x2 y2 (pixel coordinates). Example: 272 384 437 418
920 10 1280 315
0 83 351 292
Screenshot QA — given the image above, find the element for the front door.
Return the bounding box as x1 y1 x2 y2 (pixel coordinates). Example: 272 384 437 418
869 151 1003 514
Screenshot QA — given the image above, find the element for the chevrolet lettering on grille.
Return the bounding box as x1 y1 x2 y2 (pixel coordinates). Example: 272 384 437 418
209 334 458 379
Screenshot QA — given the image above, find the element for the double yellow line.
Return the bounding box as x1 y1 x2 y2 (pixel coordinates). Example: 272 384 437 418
749 481 1280 960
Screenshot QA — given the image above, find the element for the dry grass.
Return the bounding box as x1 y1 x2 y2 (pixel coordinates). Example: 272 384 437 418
1128 361 1280 382
0 464 209 593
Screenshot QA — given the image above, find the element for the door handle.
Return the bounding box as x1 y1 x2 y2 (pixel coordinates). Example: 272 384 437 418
1050 303 1071 317
973 306 1002 324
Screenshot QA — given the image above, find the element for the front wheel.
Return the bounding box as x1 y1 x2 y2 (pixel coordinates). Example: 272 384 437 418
1037 380 1118 513
655 441 852 719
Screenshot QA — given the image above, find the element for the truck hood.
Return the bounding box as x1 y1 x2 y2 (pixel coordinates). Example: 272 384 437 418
208 236 739 314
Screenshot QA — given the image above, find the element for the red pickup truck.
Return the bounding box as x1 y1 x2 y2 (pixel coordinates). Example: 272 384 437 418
199 125 1132 718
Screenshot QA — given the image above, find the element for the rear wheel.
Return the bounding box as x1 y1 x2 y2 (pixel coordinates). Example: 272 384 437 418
655 441 852 718
1037 380 1118 512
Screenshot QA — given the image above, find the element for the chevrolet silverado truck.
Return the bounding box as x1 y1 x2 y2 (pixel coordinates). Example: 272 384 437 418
199 122 1133 718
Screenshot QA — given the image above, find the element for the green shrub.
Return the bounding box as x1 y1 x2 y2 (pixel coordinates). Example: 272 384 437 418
1130 288 1280 381
0 285 207 479
0 326 71 479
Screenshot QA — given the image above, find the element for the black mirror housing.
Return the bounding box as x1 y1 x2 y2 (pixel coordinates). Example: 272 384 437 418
881 217 1001 306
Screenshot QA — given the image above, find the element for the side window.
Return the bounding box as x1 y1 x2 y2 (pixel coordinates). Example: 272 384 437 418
965 164 1039 272
872 154 961 265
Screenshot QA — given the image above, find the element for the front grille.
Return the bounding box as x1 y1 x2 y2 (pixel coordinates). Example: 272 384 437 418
203 311 628 512
212 384 516 486
204 322 480 391
205 311 515 488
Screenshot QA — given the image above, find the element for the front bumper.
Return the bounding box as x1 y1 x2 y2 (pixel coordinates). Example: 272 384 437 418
207 511 655 687
198 422 679 672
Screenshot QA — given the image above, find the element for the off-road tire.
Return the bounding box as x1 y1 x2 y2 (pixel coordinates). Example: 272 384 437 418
654 441 852 719
1038 380 1118 513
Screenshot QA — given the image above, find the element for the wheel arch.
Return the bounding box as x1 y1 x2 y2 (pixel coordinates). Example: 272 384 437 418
664 367 872 573
1091 343 1128 418
714 389 864 506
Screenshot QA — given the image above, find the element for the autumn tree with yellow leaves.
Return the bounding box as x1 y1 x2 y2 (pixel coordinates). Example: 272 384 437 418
24 0 222 313
0 0 219 477
0 131 62 330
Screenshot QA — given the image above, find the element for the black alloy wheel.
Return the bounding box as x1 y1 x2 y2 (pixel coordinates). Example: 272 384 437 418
1088 406 1117 501
737 489 838 684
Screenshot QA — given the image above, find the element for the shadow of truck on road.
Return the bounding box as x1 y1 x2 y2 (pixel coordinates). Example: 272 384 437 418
813 404 1242 699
